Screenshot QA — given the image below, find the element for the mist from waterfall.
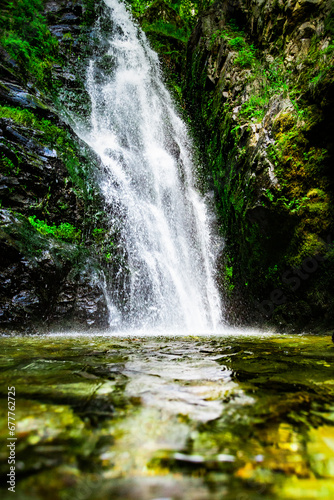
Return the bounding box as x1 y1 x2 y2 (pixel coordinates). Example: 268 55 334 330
74 0 223 331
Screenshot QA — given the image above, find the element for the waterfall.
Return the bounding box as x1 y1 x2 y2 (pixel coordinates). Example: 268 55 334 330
75 0 222 331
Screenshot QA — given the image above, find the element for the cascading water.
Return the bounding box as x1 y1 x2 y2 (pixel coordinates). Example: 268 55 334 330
75 0 222 331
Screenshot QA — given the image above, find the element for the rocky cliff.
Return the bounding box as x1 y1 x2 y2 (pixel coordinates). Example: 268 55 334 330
185 0 334 330
0 0 119 332
1 0 334 332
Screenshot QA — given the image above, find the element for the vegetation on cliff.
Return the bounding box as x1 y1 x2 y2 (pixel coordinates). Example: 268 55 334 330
132 0 334 330
0 0 119 331
183 0 334 330
130 0 215 94
0 0 58 87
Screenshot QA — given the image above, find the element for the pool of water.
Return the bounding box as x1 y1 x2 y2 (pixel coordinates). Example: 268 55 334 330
0 330 334 499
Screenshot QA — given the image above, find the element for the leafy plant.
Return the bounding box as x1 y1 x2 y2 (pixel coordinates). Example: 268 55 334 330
224 264 235 294
239 94 268 121
234 45 256 68
142 19 189 42
0 152 17 174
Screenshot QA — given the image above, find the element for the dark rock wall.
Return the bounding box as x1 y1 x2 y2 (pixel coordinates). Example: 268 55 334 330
0 0 113 332
185 0 334 329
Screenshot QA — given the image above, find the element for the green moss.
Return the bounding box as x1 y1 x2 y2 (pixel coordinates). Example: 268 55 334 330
307 188 326 200
297 34 334 98
222 262 235 296
184 0 334 326
239 94 268 122
0 106 50 128
210 24 257 68
234 44 256 68
82 0 99 26
237 59 291 124
142 19 189 42
288 232 327 267
0 151 19 175
28 215 81 243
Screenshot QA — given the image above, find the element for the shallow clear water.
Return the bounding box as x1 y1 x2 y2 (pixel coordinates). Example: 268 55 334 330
1 330 334 499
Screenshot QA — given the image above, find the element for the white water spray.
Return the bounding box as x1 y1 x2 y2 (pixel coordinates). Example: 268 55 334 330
76 0 222 330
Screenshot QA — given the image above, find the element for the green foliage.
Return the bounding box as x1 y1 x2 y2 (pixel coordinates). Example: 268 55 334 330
142 19 189 42
0 106 47 128
264 264 278 282
28 215 81 243
105 247 115 262
224 263 235 295
300 34 334 97
266 192 310 214
228 36 245 50
92 227 107 243
82 0 98 26
0 151 18 174
202 95 214 121
324 7 334 36
211 23 257 68
240 94 268 121
185 0 334 326
225 265 233 279
129 0 150 18
309 71 324 90
130 0 215 30
234 44 256 68
0 0 59 87
265 189 274 203
239 59 292 122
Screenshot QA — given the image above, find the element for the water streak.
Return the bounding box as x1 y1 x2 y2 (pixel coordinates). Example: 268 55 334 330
77 0 222 330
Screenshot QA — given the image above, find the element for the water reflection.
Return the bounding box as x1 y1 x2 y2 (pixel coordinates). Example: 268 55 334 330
0 332 333 499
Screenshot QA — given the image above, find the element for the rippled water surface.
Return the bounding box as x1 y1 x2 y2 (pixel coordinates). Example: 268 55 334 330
0 330 334 499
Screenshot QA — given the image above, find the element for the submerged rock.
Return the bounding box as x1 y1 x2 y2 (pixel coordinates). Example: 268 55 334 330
0 333 334 499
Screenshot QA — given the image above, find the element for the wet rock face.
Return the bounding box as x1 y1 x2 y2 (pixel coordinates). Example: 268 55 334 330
0 117 82 224
186 0 334 327
44 0 92 117
44 0 111 119
0 1 112 332
0 210 109 332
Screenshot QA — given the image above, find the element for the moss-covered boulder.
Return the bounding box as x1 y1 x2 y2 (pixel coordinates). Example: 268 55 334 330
0 209 109 331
